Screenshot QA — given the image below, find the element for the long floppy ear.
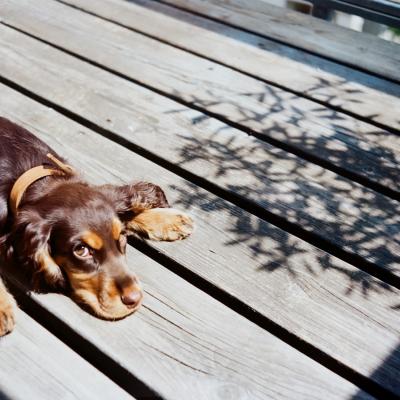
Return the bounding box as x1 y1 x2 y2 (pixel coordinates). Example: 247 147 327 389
100 182 193 241
100 181 170 216
11 210 65 289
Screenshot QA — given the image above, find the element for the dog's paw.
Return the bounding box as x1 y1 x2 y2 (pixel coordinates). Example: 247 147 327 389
153 209 194 241
130 208 194 241
0 300 15 337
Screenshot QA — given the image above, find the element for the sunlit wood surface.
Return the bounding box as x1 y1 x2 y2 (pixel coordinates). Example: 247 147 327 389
0 0 399 398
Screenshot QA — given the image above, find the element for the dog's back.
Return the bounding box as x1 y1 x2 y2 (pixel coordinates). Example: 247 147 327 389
0 117 65 233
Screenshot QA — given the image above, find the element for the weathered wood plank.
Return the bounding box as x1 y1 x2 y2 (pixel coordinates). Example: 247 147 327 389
157 0 400 82
0 83 399 395
53 0 400 131
0 92 372 399
23 260 374 400
0 24 399 281
0 307 134 400
52 0 400 197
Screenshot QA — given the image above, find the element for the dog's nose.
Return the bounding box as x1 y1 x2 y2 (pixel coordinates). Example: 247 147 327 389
121 289 142 307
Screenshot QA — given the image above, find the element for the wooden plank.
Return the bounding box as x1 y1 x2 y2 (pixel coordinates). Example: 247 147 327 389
0 84 399 396
157 0 400 82
54 0 400 132
0 93 372 399
0 307 134 400
50 0 400 197
1 25 399 282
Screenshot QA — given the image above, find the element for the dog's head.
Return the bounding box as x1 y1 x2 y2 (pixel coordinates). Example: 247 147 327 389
9 181 169 320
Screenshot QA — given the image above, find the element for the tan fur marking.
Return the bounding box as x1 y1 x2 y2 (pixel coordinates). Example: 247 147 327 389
35 248 64 288
0 278 15 336
67 271 141 320
112 218 122 240
106 280 120 298
82 231 103 250
127 208 194 241
68 272 101 293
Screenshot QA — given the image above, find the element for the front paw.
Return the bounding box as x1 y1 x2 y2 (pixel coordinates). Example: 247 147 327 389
0 301 15 337
155 209 194 241
130 208 194 241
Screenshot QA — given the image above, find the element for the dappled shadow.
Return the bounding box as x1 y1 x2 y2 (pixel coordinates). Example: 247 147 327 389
164 84 400 197
158 84 400 297
129 0 400 197
170 180 395 298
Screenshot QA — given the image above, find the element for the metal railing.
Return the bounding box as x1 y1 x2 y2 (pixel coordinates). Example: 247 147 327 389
307 0 400 28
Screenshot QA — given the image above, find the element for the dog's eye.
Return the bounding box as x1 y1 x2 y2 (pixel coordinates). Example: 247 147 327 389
73 244 92 259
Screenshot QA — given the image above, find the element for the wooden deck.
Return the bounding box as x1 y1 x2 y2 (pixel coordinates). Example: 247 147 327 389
0 0 399 398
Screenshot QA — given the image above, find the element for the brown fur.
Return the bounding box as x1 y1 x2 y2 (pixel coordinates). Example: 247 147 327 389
0 117 193 335
82 231 104 250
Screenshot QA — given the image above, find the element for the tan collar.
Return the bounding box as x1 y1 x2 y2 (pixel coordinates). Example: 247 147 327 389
9 153 76 215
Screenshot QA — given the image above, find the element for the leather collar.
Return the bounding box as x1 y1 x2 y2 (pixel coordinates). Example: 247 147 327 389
9 153 76 214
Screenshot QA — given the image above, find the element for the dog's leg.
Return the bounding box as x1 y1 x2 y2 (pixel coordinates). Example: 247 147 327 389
126 208 194 241
0 277 16 336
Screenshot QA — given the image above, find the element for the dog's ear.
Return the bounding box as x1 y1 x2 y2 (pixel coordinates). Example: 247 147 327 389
99 182 174 239
100 182 193 241
11 210 65 289
100 181 170 218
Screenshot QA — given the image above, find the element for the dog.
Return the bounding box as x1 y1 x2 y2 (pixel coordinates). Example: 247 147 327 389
0 117 193 336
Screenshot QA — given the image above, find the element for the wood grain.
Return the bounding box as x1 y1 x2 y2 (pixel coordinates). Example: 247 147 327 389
158 0 400 82
53 0 400 131
0 105 370 399
0 307 134 400
0 83 398 395
0 25 399 281
23 0 400 196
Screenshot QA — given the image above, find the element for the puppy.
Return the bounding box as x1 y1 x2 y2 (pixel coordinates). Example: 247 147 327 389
0 117 193 336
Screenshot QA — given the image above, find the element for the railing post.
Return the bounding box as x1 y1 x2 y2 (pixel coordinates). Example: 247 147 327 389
312 4 334 20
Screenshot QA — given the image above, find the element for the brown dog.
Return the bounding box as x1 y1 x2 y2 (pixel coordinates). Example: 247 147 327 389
0 117 193 336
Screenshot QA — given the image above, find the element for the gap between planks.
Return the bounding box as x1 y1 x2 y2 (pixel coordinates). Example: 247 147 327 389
11 0 400 201
59 0 400 132
1 71 399 293
2 19 399 204
156 0 400 83
0 82 399 397
0 296 136 400
0 1 398 396
54 0 400 134
5 278 161 399
0 24 399 289
5 0 400 137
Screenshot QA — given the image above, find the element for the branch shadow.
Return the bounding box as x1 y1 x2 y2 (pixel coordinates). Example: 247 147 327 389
165 98 400 391
159 87 400 297
171 179 396 299
165 84 400 196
